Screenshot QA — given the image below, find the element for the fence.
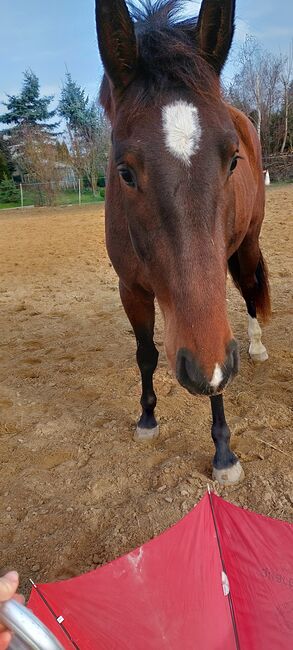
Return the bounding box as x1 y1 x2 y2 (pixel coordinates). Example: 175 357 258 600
0 179 105 210
262 154 293 183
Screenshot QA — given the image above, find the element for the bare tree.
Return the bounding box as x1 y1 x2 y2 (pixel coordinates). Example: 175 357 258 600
14 125 64 204
58 74 110 193
227 36 283 154
70 106 110 194
280 41 293 153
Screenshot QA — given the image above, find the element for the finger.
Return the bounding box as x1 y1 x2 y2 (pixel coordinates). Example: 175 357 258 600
0 629 12 650
13 594 25 605
0 572 19 602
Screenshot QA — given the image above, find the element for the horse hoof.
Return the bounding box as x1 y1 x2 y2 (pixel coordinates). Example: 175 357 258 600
250 350 269 362
249 343 268 362
133 425 160 442
212 461 244 486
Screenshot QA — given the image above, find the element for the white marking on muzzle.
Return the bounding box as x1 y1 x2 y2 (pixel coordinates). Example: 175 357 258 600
210 364 223 391
162 100 201 166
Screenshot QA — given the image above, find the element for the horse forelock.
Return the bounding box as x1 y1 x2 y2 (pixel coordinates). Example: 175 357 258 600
127 0 189 25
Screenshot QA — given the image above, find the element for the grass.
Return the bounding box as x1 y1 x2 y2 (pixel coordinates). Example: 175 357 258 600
0 202 21 210
0 188 105 210
1 181 291 211
266 180 293 189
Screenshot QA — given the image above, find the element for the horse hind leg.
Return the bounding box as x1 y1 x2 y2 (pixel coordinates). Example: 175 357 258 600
247 305 268 362
119 281 159 441
228 242 271 362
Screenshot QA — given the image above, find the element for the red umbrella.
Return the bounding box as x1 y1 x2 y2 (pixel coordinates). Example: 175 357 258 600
28 491 293 649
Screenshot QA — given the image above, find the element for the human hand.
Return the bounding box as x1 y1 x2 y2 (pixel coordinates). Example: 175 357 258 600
0 572 24 650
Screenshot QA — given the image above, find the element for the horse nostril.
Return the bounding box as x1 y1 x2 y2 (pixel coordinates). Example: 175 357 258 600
176 348 210 395
182 351 197 383
176 341 239 396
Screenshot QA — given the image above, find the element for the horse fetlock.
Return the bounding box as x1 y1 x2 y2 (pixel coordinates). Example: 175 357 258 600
248 316 268 361
212 460 244 486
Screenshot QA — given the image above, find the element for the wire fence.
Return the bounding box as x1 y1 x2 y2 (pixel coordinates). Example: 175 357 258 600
0 179 105 210
262 153 293 182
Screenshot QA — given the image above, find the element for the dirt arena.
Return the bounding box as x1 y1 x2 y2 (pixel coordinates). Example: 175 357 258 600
0 185 292 597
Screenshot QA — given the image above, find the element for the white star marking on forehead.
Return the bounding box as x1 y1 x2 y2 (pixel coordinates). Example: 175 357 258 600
162 100 201 166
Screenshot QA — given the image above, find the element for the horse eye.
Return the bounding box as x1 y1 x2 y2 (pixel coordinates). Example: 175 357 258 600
230 156 239 174
118 165 136 188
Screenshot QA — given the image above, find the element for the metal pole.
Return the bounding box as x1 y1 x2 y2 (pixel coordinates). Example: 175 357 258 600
207 490 241 650
20 183 24 209
78 179 81 206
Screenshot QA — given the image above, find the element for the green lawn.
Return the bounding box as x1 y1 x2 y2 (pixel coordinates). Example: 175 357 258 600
57 190 105 205
0 188 105 210
0 202 20 210
266 181 292 189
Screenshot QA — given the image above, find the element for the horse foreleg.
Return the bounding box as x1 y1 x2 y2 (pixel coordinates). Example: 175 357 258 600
119 281 159 441
228 237 271 362
210 395 244 485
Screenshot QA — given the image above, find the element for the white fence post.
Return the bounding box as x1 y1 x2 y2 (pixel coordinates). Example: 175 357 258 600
78 179 81 206
20 183 24 209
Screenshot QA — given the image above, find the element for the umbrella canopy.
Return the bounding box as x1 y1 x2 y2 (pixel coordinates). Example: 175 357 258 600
28 492 293 649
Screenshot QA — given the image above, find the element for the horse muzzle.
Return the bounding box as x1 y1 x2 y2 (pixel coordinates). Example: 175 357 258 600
176 340 239 396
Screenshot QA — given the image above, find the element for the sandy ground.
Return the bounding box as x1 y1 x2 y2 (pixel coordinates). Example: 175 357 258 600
0 185 292 598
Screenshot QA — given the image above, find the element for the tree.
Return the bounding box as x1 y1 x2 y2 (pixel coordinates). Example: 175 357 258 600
15 125 65 205
58 73 110 193
0 150 8 181
0 70 58 133
0 71 59 182
0 134 13 181
287 81 293 151
280 43 293 153
227 37 283 155
0 175 19 203
56 140 71 163
58 73 90 132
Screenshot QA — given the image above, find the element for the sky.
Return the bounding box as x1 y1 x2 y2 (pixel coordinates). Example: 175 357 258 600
0 0 292 122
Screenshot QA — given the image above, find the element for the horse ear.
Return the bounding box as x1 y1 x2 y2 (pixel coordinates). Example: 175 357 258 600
196 0 235 74
96 0 137 90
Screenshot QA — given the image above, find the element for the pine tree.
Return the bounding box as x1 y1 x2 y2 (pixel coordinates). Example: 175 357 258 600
0 71 60 182
58 73 90 132
0 135 12 181
58 72 110 193
0 151 9 182
0 175 20 203
0 70 59 132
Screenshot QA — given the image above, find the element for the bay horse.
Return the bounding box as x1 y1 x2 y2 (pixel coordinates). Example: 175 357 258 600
96 0 271 485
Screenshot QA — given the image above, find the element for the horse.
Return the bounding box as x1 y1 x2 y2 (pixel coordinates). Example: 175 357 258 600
95 0 271 485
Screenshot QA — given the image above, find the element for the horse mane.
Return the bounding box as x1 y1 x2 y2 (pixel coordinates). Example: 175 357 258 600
100 0 219 117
